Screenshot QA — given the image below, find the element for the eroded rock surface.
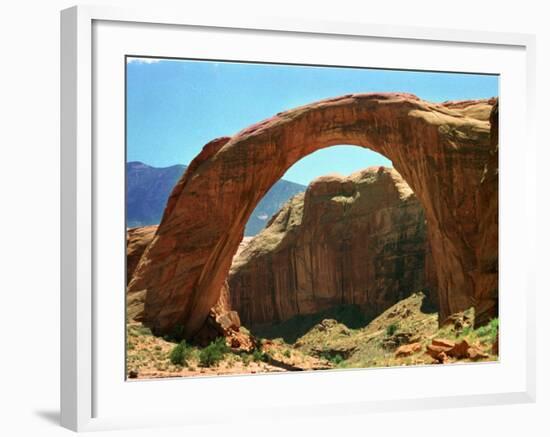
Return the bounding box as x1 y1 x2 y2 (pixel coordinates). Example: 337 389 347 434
127 93 498 338
229 167 437 326
127 225 158 284
126 225 157 321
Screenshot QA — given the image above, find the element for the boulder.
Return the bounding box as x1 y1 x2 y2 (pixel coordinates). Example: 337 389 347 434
395 342 422 357
431 338 455 349
426 338 455 361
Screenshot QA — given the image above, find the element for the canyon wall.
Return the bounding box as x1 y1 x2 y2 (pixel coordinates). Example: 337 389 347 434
229 167 437 326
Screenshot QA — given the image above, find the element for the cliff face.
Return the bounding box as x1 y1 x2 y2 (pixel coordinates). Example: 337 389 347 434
127 93 498 338
229 167 437 326
126 225 157 322
126 225 158 284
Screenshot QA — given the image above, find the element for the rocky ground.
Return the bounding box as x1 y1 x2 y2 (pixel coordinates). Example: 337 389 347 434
126 323 330 379
126 292 498 379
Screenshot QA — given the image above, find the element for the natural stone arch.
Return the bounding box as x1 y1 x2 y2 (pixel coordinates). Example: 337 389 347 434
128 93 498 339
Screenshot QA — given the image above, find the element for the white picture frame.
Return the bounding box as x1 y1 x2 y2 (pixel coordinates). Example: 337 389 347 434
60 5 536 432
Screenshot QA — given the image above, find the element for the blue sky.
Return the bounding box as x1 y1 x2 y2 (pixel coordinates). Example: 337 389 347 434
126 57 498 185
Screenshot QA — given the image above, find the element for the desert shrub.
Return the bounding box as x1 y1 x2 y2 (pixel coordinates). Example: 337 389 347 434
386 323 399 337
319 351 344 365
252 348 270 362
169 340 193 366
241 353 251 366
199 338 229 367
475 318 499 341
283 349 291 358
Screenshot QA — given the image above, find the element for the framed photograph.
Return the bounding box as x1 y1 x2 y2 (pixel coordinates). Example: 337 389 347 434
61 5 536 431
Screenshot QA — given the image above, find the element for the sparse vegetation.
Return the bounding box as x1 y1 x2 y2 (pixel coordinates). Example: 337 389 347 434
475 318 499 342
251 348 270 362
169 340 194 366
386 323 398 336
319 351 344 365
126 294 498 379
199 338 230 367
241 353 251 366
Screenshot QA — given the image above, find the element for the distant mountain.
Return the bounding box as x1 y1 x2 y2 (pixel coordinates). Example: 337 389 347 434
127 162 187 228
126 162 306 236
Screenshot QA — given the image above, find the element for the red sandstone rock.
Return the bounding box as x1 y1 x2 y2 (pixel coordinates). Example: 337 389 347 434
228 167 437 326
126 225 157 321
426 337 489 361
125 225 252 348
473 102 499 326
193 281 254 351
431 338 455 349
426 338 456 362
426 344 451 360
467 347 489 361
446 339 489 360
395 342 422 357
126 225 157 284
126 93 498 338
447 339 470 358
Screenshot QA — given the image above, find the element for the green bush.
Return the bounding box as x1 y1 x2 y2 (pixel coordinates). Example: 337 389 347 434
169 340 193 366
241 353 251 366
386 323 398 337
475 318 499 341
199 338 230 367
319 351 344 365
252 349 270 363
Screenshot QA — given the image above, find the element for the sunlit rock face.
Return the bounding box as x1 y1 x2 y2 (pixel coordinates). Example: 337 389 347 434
126 93 498 338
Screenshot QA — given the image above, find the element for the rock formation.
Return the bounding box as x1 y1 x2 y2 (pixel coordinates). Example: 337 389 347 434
126 225 252 348
126 225 157 321
229 167 437 326
126 225 158 284
127 93 498 339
